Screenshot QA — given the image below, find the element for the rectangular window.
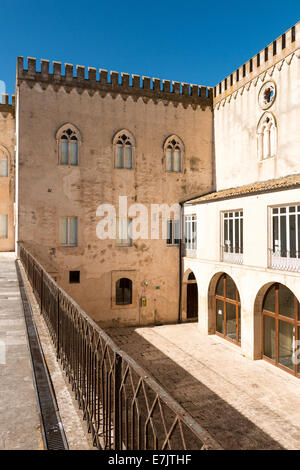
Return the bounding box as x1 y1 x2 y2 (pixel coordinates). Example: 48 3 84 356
60 217 78 246
0 158 8 177
69 271 80 283
271 205 300 259
184 214 197 251
116 218 132 246
223 211 243 254
0 215 8 238
167 219 181 245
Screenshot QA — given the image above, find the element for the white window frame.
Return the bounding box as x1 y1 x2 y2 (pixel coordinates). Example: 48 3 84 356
184 214 197 255
60 217 78 247
166 219 181 245
270 204 300 271
116 217 132 247
221 211 243 264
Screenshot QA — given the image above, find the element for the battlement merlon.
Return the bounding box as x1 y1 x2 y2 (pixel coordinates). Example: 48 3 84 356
0 94 15 115
214 21 300 105
16 57 213 107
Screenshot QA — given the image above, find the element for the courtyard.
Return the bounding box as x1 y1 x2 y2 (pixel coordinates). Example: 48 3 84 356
106 322 300 450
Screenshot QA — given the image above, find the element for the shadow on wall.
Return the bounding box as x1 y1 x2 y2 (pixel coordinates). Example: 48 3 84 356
105 326 284 450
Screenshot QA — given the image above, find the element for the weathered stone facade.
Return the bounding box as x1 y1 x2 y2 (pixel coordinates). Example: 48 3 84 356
0 95 15 252
16 59 213 325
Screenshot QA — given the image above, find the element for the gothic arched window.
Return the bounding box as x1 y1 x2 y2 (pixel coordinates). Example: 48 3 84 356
164 135 183 172
56 124 81 166
257 113 277 160
113 130 135 169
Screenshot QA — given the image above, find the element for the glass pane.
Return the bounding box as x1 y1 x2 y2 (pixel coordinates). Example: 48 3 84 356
69 141 78 165
174 219 181 244
0 215 8 238
263 285 276 313
60 141 69 165
226 275 236 301
290 214 296 257
216 275 224 296
116 146 123 168
124 146 132 169
264 315 276 361
278 284 295 319
278 321 294 371
226 302 236 341
0 158 8 177
224 219 228 252
216 299 224 334
69 218 78 246
167 220 172 244
240 217 243 253
229 219 233 253
166 149 172 171
173 149 181 172
60 218 68 245
295 326 300 374
238 305 241 343
235 217 239 252
272 215 279 253
280 214 287 256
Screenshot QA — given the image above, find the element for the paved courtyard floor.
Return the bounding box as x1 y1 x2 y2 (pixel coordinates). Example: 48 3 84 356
106 322 300 450
0 253 41 450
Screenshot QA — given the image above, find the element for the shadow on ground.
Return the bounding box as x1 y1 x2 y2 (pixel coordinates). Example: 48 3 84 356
105 326 284 450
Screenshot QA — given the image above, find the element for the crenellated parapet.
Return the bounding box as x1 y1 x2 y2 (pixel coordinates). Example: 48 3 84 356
16 57 212 110
214 21 300 107
0 94 15 117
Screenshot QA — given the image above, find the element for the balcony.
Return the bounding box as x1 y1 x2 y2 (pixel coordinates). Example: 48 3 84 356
269 249 300 272
183 244 197 258
221 246 243 265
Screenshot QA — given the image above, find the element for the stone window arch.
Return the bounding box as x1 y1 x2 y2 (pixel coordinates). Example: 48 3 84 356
0 146 9 177
116 278 132 305
56 123 81 166
257 112 277 160
113 130 135 169
164 135 184 172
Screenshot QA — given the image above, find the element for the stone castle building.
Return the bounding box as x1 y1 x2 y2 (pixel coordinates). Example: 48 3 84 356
1 21 300 376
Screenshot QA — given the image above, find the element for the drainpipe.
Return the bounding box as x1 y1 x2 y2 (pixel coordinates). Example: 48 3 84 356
178 201 183 324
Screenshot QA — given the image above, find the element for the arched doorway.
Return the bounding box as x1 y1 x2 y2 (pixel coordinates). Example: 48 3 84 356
262 283 300 377
215 273 241 346
186 271 198 319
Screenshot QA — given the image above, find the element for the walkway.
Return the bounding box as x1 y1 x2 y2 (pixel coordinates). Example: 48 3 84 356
106 322 300 450
0 253 41 450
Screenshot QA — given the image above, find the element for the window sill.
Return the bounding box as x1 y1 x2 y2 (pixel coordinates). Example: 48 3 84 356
58 164 79 168
114 167 134 170
60 244 78 248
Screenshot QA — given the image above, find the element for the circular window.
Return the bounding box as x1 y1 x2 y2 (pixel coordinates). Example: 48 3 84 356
258 81 277 110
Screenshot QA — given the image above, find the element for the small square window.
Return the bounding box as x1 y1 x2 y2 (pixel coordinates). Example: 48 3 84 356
69 271 80 283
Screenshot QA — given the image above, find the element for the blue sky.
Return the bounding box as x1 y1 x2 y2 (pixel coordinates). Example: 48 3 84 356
0 0 299 99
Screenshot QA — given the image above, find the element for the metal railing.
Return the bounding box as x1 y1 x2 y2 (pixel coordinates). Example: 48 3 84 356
269 249 300 272
221 246 243 265
19 244 220 451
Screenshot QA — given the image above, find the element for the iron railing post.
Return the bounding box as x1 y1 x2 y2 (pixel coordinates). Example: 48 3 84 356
57 291 60 359
114 352 122 450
